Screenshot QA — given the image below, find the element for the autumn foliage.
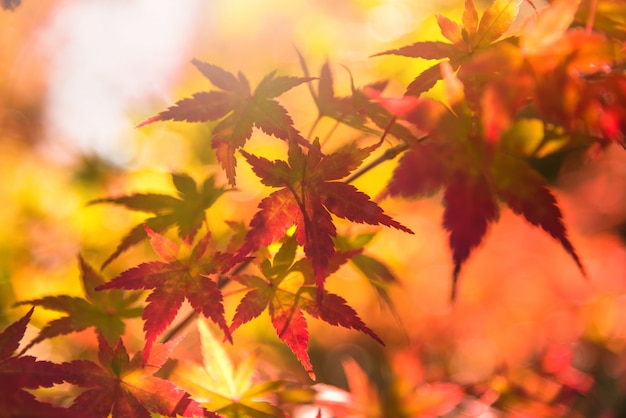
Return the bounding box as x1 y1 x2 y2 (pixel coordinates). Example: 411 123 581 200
4 0 626 416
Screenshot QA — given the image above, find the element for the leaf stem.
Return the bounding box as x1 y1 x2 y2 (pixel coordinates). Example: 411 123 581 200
345 116 401 183
306 116 321 141
345 143 409 184
320 118 342 147
586 0 598 34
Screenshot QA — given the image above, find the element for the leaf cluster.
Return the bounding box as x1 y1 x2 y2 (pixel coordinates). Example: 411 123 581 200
8 0 626 416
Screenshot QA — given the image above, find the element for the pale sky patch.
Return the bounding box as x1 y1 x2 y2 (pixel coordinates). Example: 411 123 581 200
40 0 207 164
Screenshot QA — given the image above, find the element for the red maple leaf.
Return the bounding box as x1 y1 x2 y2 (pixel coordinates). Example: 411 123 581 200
236 139 413 301
15 256 143 350
230 236 383 379
136 60 315 185
91 172 228 269
381 90 584 299
63 333 209 418
0 307 71 417
373 0 523 96
456 0 625 145
96 226 232 362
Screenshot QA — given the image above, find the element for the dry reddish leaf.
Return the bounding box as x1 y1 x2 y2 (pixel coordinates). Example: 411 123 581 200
64 334 207 418
236 139 412 301
97 227 232 363
137 60 314 185
381 91 584 299
0 308 71 417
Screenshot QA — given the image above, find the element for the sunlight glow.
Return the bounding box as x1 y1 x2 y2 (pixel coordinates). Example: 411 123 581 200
39 0 206 164
366 1 415 42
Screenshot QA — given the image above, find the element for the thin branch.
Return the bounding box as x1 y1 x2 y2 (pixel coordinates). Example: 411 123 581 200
159 308 199 344
586 0 598 34
345 143 410 184
306 116 322 141
320 118 342 147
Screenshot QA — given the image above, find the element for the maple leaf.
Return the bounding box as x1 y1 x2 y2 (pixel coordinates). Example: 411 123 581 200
0 307 71 417
236 139 412 301
63 333 207 418
172 317 287 418
298 52 420 145
91 172 227 269
96 227 233 363
489 153 585 272
297 51 388 133
373 0 523 96
15 256 143 350
530 33 626 145
381 87 583 299
137 59 315 185
456 0 625 145
230 236 383 379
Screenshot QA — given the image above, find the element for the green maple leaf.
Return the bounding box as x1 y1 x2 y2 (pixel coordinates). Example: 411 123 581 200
14 257 142 349
91 172 227 269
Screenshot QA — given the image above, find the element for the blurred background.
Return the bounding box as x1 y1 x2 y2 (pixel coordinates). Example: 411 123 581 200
2 0 626 416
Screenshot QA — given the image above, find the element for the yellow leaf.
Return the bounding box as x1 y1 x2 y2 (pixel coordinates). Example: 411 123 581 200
476 0 523 47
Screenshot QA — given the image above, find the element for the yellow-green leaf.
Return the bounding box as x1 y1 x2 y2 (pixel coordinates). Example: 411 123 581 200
476 0 523 47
